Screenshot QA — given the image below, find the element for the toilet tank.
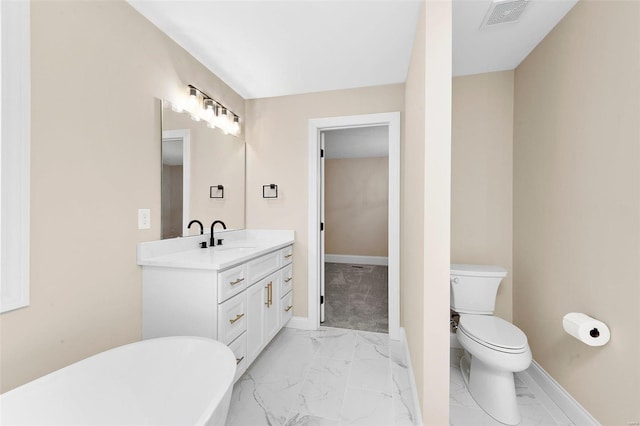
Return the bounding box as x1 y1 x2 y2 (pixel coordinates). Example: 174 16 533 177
450 264 508 314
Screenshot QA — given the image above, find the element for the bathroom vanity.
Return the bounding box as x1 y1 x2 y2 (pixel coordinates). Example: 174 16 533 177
137 230 294 381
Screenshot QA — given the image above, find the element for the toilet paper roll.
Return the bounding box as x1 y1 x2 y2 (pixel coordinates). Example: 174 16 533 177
562 313 610 347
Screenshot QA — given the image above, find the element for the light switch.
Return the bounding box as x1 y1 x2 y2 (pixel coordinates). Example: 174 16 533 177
138 209 151 229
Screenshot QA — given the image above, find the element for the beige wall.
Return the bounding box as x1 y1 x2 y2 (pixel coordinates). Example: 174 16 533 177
513 1 640 423
452 71 514 321
245 84 404 317
0 0 245 393
402 1 451 423
325 157 388 257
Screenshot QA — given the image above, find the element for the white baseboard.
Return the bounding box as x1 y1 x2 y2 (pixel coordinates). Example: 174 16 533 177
526 360 600 425
285 316 315 330
325 254 388 266
400 327 423 426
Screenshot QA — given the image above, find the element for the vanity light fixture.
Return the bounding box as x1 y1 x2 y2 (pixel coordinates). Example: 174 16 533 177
177 84 241 137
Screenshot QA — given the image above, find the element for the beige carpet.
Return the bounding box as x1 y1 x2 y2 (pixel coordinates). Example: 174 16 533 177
323 262 388 333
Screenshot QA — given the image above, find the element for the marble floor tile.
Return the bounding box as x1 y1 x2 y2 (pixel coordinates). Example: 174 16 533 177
311 328 357 360
340 388 394 426
292 357 351 420
449 348 575 426
348 357 391 394
284 413 340 426
228 327 418 426
227 372 305 426
228 329 576 426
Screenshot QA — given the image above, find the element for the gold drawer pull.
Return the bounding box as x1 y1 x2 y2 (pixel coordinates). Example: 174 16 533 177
229 313 245 324
284 277 293 283
230 277 245 286
284 253 293 259
285 305 293 312
236 356 245 365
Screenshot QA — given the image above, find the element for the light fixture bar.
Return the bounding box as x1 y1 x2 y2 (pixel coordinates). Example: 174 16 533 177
187 84 239 121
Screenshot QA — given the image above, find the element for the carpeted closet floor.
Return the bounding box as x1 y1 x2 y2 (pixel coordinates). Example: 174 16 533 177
323 262 388 333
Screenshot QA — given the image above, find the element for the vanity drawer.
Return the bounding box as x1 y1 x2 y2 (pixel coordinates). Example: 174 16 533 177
280 245 294 265
280 263 293 295
247 251 280 284
280 291 293 326
218 264 248 303
229 332 247 383
218 292 247 345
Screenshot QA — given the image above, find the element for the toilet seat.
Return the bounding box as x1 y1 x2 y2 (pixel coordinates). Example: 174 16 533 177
458 315 528 353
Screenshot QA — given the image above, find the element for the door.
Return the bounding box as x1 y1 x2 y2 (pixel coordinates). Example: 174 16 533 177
308 112 400 339
263 273 280 341
320 132 326 323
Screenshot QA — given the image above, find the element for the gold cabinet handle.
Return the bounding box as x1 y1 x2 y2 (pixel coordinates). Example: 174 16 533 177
236 356 245 365
229 313 245 324
265 282 272 307
284 277 293 283
285 305 293 312
230 277 245 286
284 253 293 259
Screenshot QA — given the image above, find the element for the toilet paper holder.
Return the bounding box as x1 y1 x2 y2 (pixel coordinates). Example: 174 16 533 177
562 312 610 347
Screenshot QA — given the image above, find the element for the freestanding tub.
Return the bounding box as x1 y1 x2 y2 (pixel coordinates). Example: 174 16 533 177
0 336 236 425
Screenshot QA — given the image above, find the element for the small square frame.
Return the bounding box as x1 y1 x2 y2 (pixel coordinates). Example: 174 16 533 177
210 185 224 198
263 184 278 198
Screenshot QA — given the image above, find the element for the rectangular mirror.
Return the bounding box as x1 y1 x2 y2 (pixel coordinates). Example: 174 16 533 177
160 99 245 239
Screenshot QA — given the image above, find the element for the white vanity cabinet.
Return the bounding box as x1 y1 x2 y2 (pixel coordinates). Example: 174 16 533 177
140 238 294 383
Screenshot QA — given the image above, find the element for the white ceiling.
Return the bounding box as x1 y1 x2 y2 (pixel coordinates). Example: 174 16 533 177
453 0 577 76
324 126 389 159
129 0 578 100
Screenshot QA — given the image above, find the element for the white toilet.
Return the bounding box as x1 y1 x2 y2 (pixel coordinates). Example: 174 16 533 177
450 264 532 425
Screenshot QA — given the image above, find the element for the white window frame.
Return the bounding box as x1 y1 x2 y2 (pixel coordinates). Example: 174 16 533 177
1 1 31 313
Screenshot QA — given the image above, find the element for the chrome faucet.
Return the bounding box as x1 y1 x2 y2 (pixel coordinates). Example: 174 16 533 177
187 220 204 235
210 220 227 246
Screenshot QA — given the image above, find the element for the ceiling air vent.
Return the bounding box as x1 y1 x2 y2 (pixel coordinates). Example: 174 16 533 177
481 0 529 28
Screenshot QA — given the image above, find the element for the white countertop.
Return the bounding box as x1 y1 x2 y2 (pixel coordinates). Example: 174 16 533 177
137 229 294 271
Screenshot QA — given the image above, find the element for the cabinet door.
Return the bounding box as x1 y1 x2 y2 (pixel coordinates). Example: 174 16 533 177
246 280 266 365
264 273 281 342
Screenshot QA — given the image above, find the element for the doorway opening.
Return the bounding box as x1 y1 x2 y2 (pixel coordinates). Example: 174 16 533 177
161 129 190 239
321 127 390 333
308 112 400 340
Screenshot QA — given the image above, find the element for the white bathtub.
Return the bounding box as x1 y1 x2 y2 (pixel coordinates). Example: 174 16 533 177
0 336 236 425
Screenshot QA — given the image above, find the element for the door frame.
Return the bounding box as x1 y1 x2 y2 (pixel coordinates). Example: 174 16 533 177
162 129 191 237
307 112 400 340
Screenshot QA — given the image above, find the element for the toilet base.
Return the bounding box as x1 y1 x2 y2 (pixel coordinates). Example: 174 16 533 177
460 353 521 425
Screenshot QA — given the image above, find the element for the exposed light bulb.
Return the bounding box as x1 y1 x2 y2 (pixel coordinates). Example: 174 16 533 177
207 104 218 129
187 86 199 119
203 99 214 122
231 115 240 136
220 108 229 134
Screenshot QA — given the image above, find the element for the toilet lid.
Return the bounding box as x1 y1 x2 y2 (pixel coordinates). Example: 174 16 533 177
458 315 528 351
450 264 507 278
